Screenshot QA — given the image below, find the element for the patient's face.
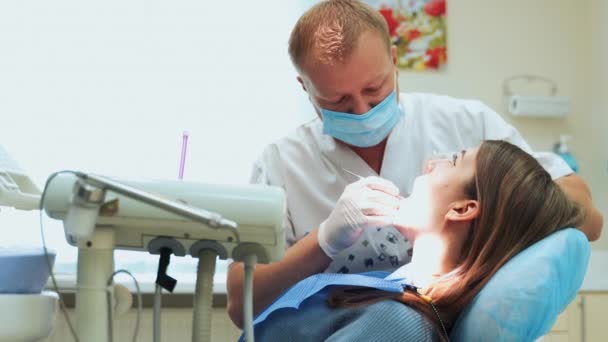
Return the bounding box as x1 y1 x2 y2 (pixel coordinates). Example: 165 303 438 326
395 148 478 232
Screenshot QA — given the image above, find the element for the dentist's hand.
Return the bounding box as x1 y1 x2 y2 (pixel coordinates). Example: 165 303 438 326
318 177 401 259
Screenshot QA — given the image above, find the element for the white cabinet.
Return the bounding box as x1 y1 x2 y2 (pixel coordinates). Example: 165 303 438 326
544 295 583 342
582 293 608 342
48 308 241 342
544 293 608 342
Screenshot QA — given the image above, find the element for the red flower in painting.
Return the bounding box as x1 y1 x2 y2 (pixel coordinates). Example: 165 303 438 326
405 29 421 41
425 47 447 69
424 0 446 17
379 8 399 37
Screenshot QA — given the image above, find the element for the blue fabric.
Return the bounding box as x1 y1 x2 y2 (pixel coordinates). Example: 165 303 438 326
239 228 589 341
255 296 439 341
251 272 401 327
238 271 403 342
321 90 401 147
450 228 590 341
0 247 55 294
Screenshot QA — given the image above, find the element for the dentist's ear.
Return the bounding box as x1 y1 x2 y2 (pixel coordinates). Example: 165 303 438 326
391 45 400 102
446 200 480 222
391 45 398 65
297 76 307 92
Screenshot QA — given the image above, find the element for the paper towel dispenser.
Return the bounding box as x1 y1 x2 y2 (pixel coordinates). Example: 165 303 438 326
507 95 570 118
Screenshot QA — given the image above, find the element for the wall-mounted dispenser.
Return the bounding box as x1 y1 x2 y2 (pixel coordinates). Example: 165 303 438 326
503 75 570 118
507 95 571 117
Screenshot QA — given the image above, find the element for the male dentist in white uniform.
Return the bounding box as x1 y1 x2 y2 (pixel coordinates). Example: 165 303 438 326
227 0 603 328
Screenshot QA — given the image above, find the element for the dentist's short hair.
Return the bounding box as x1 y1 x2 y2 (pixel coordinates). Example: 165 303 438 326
288 0 391 70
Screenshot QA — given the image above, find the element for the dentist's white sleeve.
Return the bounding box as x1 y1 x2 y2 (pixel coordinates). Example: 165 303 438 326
250 145 298 248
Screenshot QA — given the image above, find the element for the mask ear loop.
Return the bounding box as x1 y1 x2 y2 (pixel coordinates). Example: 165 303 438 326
402 284 450 341
394 68 400 103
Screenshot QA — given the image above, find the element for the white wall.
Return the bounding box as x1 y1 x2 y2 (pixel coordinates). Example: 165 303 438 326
397 0 607 249
588 0 608 250
1 0 606 257
0 0 312 269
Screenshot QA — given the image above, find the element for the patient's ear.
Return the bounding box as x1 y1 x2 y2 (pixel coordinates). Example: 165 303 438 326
446 200 479 222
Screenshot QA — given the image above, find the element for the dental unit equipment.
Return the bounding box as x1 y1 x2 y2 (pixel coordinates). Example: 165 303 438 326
1 143 286 342
0 146 41 211
0 145 59 342
179 131 189 180
150 130 191 342
42 171 285 342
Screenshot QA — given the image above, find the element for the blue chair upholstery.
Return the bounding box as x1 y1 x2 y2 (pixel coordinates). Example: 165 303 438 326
0 247 55 294
450 228 590 341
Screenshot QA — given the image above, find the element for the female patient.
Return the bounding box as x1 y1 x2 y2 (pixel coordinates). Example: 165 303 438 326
247 140 584 341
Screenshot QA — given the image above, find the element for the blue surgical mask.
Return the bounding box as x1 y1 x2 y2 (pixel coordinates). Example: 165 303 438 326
321 90 401 147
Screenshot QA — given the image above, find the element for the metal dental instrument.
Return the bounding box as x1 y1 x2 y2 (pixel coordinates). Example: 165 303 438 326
342 168 410 198
342 168 365 180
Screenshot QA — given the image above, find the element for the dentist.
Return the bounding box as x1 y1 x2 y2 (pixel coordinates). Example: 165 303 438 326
227 0 603 328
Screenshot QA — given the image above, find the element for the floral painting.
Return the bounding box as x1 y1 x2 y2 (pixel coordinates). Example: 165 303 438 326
364 0 447 71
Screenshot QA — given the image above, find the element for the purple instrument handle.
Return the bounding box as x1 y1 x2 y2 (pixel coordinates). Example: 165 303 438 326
179 131 189 180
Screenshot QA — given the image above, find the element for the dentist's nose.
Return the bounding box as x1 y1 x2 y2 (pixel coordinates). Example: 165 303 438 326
350 95 373 115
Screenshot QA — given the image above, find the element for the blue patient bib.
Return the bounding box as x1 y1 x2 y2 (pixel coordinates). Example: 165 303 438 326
238 271 402 342
253 272 401 325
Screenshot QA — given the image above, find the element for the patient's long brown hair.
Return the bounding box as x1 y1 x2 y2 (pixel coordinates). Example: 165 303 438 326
328 140 585 339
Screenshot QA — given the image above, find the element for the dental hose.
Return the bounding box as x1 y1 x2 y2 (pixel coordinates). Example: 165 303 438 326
153 284 162 342
154 248 177 342
243 254 257 342
193 249 217 342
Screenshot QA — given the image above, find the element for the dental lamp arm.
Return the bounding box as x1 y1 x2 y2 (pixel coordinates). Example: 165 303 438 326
226 229 331 329
555 174 603 241
77 173 238 231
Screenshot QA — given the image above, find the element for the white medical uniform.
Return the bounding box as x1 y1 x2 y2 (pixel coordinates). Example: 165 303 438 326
250 92 572 274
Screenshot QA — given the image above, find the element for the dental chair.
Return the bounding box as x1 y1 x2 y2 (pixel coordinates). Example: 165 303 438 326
246 227 590 342
450 228 590 341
